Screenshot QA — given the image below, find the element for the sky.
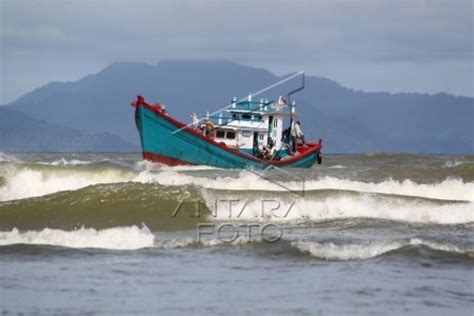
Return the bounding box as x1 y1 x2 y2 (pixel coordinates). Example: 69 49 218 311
1 0 473 104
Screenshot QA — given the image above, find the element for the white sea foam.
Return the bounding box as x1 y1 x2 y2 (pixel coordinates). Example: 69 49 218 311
0 167 134 201
153 235 259 249
0 225 154 250
328 165 347 169
37 158 97 166
292 238 473 261
0 153 20 163
154 237 196 249
136 171 474 202
1 166 473 205
443 160 466 168
0 227 256 250
1 226 471 257
201 190 474 224
409 238 473 256
133 160 219 172
292 240 403 260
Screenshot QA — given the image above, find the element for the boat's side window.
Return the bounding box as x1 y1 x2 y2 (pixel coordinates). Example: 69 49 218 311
216 130 225 138
242 114 251 120
226 131 236 139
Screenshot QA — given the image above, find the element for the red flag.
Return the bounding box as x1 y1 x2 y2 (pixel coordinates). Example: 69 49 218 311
279 96 288 104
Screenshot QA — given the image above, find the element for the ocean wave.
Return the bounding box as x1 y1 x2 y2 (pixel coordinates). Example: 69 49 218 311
3 226 470 263
0 226 260 250
328 165 347 169
292 240 403 260
1 165 472 203
0 165 472 226
292 238 474 261
443 160 466 168
156 236 474 261
0 153 21 163
0 166 135 201
0 183 202 231
133 160 219 172
0 225 154 250
154 234 264 249
135 171 474 202
2 183 470 228
201 190 474 224
37 158 102 166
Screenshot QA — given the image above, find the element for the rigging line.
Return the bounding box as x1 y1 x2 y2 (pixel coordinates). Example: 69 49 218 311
172 71 304 134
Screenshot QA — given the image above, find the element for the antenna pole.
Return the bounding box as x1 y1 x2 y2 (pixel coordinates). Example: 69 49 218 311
287 72 304 154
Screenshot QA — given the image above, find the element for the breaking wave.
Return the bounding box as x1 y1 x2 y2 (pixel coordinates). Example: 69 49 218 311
0 225 154 250
0 162 473 226
201 190 474 224
1 226 471 263
135 171 474 202
293 240 402 260
155 236 474 262
328 165 347 169
37 158 102 166
0 153 21 163
291 238 474 261
443 160 466 168
1 155 473 228
0 226 260 251
1 166 473 203
0 167 135 201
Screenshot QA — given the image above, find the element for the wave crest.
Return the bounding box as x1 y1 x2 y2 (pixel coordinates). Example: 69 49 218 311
0 225 154 250
1 163 473 202
292 238 474 261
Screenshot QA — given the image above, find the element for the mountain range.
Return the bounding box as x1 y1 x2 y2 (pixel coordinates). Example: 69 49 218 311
2 60 473 153
0 107 137 152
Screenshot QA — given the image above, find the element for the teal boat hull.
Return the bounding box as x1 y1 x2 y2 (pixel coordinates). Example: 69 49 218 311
135 103 322 169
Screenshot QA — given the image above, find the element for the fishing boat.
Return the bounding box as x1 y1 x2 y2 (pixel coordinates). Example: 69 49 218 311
131 83 322 169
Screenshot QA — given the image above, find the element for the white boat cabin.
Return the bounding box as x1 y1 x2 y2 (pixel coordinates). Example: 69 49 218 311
209 94 297 157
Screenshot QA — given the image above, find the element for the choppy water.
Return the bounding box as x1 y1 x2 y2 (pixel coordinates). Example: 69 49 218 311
0 153 473 315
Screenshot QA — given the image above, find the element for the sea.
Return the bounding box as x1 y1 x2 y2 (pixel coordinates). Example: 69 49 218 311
0 152 472 315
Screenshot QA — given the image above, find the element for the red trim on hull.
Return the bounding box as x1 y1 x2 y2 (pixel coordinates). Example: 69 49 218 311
143 152 193 166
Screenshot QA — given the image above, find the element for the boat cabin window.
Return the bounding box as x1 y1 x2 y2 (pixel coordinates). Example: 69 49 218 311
226 131 236 139
242 114 251 120
216 130 225 138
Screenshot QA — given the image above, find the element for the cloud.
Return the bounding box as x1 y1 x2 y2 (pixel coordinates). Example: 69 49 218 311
1 0 473 103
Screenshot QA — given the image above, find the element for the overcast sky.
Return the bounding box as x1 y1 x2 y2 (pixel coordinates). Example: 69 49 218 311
1 0 473 104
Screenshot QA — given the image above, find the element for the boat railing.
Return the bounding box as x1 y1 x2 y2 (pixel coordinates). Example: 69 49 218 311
209 114 263 124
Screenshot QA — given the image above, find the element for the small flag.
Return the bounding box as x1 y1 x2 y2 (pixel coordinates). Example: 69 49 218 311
278 96 288 104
